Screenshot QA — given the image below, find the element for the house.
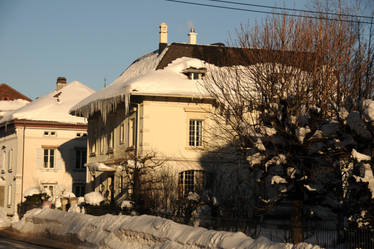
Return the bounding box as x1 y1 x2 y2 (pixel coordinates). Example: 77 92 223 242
0 83 31 118
70 23 260 212
0 77 94 216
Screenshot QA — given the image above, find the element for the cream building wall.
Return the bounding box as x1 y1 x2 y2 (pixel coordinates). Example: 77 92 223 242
85 96 235 204
0 124 87 215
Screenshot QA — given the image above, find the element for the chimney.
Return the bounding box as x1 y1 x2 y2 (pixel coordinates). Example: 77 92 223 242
188 27 197 45
159 22 168 53
56 77 67 91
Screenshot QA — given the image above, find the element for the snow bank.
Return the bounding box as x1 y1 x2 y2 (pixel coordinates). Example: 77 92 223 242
12 209 321 249
84 192 104 205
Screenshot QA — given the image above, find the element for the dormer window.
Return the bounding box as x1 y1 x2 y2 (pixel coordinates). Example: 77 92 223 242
183 67 207 80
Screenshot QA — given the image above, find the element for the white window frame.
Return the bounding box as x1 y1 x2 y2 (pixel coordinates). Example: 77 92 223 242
129 118 136 148
7 185 12 207
43 148 55 169
7 149 13 171
42 184 55 197
1 150 6 170
108 130 114 150
119 122 125 144
189 119 203 147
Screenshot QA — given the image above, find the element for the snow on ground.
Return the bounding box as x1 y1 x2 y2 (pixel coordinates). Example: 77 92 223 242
10 208 321 249
0 81 94 124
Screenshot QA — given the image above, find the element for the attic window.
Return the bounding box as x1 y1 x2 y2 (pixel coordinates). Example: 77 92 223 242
182 67 207 80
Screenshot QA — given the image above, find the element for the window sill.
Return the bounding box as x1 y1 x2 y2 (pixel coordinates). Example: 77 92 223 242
185 146 205 151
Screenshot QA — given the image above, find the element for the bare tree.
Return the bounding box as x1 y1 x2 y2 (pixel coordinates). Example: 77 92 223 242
202 1 373 243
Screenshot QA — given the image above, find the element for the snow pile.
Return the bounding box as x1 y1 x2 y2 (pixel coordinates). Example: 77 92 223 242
84 192 104 205
12 208 321 249
0 81 94 124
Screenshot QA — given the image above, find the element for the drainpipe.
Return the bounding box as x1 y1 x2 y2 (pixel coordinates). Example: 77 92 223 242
20 124 26 211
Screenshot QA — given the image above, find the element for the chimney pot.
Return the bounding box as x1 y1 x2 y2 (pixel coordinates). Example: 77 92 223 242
56 77 67 91
159 22 168 53
188 28 197 45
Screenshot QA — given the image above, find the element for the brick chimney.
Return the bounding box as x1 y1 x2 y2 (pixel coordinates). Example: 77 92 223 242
188 27 197 45
159 22 168 53
56 77 67 91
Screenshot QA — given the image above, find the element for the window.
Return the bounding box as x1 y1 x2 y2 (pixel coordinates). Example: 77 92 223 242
178 170 210 198
119 123 125 144
100 136 105 154
90 138 96 155
42 185 54 197
1 150 5 170
7 149 12 171
73 183 86 197
7 185 12 207
43 149 55 168
75 148 87 170
108 130 114 150
182 67 207 80
129 118 136 147
189 120 203 147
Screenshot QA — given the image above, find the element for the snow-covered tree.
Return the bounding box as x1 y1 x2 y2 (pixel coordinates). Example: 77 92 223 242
202 0 374 243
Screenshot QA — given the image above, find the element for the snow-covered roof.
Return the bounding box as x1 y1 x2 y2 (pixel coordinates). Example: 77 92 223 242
71 48 211 118
0 99 30 117
0 81 95 125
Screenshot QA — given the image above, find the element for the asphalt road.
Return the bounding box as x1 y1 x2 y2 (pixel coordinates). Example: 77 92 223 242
0 237 54 249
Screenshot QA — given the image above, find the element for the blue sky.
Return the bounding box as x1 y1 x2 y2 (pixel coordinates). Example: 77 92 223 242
0 0 334 99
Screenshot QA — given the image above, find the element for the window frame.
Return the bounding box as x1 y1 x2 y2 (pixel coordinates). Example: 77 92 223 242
189 119 203 147
129 118 136 148
73 183 86 197
178 170 210 198
43 148 55 169
7 185 12 207
75 148 87 171
119 122 125 144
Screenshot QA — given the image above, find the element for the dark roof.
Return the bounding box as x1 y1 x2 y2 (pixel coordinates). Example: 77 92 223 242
156 43 316 71
0 83 31 101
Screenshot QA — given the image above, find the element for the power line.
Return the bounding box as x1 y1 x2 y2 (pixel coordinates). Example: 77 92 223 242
206 0 373 20
165 0 374 25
